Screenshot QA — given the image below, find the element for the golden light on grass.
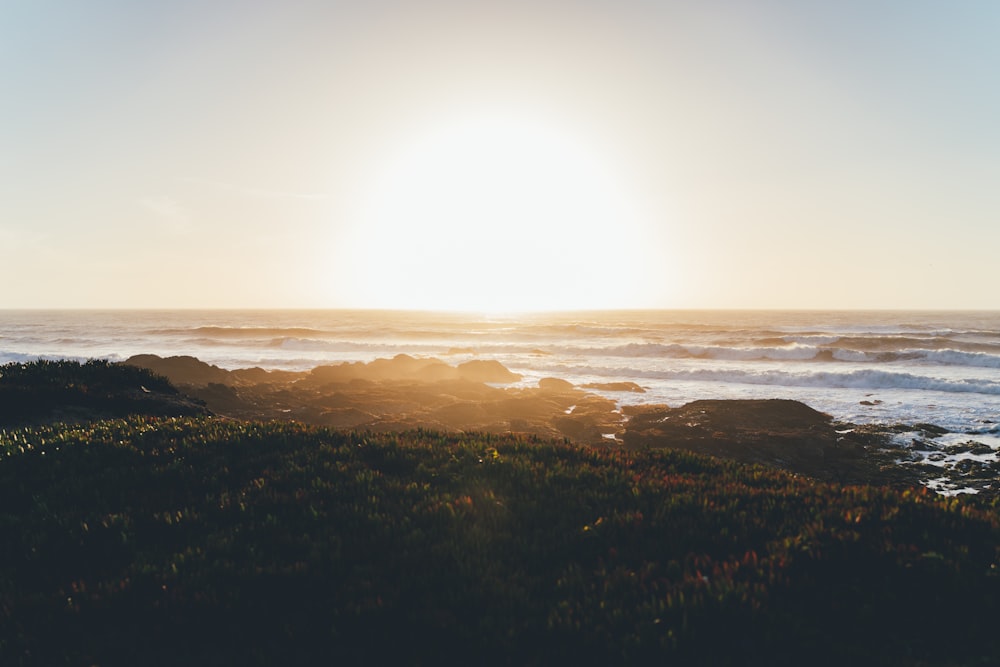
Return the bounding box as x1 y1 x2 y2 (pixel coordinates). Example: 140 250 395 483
338 111 666 312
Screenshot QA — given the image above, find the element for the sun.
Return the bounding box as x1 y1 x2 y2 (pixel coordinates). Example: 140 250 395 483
337 111 662 312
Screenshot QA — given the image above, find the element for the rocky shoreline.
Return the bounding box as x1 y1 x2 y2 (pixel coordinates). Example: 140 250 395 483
117 354 999 498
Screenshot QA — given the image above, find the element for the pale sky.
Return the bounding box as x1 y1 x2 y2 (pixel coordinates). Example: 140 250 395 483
2 0 998 310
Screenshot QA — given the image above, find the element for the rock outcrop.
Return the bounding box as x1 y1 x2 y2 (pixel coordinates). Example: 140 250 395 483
622 399 876 482
125 354 233 386
123 354 620 444
119 355 929 487
538 377 575 393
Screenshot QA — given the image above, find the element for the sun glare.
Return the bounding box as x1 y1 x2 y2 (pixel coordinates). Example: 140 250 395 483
339 112 660 312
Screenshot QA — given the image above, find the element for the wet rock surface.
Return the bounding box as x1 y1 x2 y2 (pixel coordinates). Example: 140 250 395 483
872 426 1000 497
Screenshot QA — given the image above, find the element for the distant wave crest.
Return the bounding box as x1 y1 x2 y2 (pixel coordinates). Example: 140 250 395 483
542 342 1000 369
525 363 1000 396
194 326 329 338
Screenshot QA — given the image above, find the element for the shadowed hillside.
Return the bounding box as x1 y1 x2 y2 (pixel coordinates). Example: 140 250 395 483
1 417 998 666
0 360 209 427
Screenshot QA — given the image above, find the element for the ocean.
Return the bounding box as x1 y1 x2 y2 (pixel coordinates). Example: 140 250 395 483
2 309 999 434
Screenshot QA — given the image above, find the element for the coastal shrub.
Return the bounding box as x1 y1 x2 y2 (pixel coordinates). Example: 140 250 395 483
0 359 201 425
0 418 998 666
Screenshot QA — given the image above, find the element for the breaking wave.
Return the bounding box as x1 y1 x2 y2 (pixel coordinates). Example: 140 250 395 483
525 363 1000 395
543 343 1000 368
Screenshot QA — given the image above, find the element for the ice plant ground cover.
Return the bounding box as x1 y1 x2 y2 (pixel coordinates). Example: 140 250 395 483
1 416 999 666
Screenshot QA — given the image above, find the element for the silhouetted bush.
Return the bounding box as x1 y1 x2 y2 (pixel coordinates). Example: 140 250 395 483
0 360 204 426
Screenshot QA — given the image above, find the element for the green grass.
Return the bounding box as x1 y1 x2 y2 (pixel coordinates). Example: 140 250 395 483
1 417 998 666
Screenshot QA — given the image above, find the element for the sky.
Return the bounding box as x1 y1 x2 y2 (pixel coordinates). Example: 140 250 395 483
2 0 999 311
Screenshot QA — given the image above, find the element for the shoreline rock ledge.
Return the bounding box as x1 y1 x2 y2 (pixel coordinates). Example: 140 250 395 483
121 355 936 490
622 399 879 482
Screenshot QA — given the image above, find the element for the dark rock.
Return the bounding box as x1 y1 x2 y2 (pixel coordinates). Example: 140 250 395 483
365 354 452 380
184 383 250 416
914 423 949 436
125 354 232 386
582 381 646 393
456 360 522 383
538 377 576 393
621 399 877 481
954 459 990 476
316 408 377 428
430 402 491 428
306 363 364 385
943 440 994 456
553 415 603 442
621 404 669 417
495 395 565 421
910 439 938 452
230 367 303 385
304 355 520 385
432 379 507 402
627 399 832 433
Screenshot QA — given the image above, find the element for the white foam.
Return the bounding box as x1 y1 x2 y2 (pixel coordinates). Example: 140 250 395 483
578 342 823 362
832 349 870 362
697 344 821 362
925 478 980 496
916 348 1000 369
530 365 1000 396
892 432 1000 452
784 335 841 345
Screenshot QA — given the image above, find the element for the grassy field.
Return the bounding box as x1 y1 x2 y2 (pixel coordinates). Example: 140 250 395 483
1 362 998 665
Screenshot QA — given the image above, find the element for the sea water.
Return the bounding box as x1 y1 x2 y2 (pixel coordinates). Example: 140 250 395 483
1 309 998 434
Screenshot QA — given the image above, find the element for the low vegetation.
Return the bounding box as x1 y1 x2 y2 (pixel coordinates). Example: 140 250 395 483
1 361 998 665
0 360 206 426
